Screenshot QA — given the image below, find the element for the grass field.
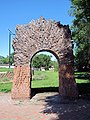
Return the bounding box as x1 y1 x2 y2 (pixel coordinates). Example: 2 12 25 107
32 70 59 88
0 67 90 93
0 67 13 72
0 82 12 92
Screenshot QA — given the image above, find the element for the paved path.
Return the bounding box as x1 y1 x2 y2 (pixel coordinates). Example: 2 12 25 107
0 92 90 120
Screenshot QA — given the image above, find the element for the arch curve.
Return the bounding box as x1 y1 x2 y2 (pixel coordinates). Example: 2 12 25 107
12 17 78 100
30 49 60 64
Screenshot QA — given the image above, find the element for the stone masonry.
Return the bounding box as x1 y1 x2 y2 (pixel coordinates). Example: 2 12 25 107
12 17 78 100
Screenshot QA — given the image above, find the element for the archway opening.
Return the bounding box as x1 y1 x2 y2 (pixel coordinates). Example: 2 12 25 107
30 50 60 97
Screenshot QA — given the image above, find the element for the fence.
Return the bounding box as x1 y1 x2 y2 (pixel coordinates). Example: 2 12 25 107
0 71 14 82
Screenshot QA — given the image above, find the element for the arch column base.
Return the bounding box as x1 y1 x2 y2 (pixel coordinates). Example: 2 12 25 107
59 64 78 102
11 65 31 100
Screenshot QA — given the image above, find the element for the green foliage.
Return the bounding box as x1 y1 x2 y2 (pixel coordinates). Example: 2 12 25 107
0 56 4 64
53 61 58 72
0 53 14 65
74 45 90 71
9 53 14 65
0 57 9 64
69 0 90 71
32 54 52 70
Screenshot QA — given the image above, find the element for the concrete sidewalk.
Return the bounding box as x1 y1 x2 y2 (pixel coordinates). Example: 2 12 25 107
0 92 90 120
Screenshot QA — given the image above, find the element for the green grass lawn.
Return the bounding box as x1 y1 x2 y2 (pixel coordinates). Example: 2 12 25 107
0 67 13 72
32 70 59 88
0 82 12 92
0 69 89 93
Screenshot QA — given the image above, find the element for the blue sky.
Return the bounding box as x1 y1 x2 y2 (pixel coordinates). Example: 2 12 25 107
0 0 73 58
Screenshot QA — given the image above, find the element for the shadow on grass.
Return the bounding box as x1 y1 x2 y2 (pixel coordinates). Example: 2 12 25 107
32 84 90 120
75 72 90 80
77 83 90 99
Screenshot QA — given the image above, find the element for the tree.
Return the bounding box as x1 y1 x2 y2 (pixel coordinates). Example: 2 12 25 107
0 57 9 64
10 53 14 65
32 54 52 70
69 0 90 71
0 56 4 64
51 61 58 71
0 53 14 65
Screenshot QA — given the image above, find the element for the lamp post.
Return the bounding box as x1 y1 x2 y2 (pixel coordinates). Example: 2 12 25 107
8 29 15 68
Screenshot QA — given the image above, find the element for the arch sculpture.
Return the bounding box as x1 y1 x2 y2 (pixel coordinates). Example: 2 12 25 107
12 17 78 100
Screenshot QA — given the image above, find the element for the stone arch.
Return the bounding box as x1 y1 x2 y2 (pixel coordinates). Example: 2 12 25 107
12 17 78 100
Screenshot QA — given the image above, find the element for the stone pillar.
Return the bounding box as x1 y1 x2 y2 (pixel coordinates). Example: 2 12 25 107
11 65 31 99
59 64 78 100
